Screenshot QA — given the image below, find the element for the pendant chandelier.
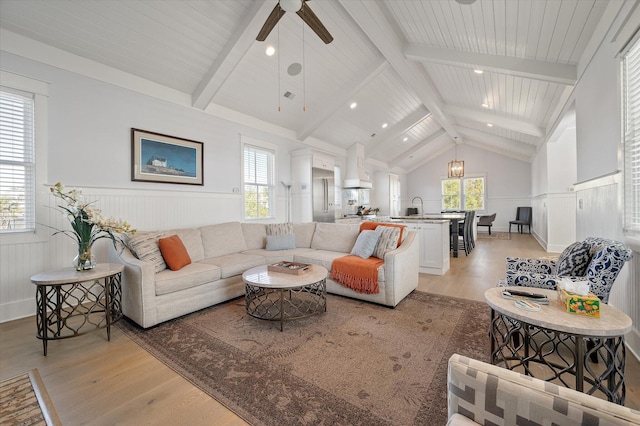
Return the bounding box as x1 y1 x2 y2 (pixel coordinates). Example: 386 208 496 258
448 140 464 178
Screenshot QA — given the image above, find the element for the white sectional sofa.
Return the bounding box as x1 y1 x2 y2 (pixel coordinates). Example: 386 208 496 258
111 221 419 328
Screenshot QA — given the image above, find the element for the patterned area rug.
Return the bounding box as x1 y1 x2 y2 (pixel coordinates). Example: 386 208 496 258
477 232 511 240
117 292 491 426
0 369 60 426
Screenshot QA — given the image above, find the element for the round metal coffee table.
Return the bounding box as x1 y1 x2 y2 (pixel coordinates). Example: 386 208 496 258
243 264 327 331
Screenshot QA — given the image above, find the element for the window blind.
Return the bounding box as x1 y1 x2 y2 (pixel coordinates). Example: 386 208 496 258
0 88 35 232
623 37 640 233
243 144 274 219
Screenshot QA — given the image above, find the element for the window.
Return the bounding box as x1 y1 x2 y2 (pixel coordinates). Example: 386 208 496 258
243 143 275 219
442 176 485 211
0 88 35 233
623 36 640 234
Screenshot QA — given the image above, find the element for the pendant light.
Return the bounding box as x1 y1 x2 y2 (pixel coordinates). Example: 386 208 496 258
448 139 464 178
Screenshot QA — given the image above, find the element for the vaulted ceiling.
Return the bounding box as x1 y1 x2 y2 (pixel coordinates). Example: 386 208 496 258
0 0 619 172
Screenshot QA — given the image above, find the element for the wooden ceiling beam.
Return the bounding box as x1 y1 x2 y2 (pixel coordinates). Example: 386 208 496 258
404 44 577 86
444 104 545 140
191 1 272 110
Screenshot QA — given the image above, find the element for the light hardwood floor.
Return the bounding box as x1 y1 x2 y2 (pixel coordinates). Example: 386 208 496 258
1 233 637 424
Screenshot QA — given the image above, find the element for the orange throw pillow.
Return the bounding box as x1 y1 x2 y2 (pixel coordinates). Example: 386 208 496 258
158 235 191 271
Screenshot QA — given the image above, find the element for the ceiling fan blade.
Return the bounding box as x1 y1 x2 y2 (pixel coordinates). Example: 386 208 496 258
256 3 285 41
297 2 333 44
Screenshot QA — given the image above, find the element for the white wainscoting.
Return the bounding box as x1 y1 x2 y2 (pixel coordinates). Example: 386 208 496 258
0 185 265 323
532 193 576 253
574 173 639 360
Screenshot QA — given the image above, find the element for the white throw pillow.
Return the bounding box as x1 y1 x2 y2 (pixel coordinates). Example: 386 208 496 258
127 231 167 273
350 230 382 259
372 226 401 260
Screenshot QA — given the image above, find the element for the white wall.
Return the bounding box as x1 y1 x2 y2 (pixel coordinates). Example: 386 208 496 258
570 2 640 359
0 51 314 322
406 144 531 232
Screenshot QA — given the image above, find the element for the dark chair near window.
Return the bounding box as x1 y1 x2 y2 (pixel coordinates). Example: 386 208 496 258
509 207 532 234
477 213 496 235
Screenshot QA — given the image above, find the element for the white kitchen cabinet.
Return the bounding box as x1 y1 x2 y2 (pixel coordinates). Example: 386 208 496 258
400 221 450 275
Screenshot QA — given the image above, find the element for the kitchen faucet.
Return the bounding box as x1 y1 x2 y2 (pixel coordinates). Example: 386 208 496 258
411 196 423 216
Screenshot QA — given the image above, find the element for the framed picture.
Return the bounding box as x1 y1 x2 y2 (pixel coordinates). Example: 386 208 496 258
131 128 203 185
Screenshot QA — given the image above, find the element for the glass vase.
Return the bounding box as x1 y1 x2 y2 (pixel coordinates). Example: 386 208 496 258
74 241 96 271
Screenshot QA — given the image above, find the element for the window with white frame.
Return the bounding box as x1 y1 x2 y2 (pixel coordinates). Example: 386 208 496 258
441 176 485 211
623 35 640 234
243 143 275 219
0 88 35 233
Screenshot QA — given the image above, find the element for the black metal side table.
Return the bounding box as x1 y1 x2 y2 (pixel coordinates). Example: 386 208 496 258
485 287 633 405
30 263 125 355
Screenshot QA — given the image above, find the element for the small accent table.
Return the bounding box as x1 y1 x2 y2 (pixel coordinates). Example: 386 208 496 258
243 264 327 331
485 287 632 404
30 263 125 355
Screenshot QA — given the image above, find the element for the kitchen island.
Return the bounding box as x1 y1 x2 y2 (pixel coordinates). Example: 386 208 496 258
373 216 451 275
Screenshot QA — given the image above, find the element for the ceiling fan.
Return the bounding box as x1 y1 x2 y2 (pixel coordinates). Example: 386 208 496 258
256 0 333 44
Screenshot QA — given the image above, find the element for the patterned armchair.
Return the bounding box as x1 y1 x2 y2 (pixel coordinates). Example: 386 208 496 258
499 237 633 303
447 354 640 425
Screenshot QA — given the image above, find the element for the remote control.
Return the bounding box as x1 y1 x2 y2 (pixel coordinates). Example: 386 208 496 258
514 300 541 311
504 290 547 299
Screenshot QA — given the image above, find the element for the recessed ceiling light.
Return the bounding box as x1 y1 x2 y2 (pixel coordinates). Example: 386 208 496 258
481 103 489 108
350 102 357 109
474 69 484 74
265 46 275 56
403 137 408 142
487 123 493 127
382 123 388 128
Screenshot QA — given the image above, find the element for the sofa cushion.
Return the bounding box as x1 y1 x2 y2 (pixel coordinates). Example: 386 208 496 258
311 223 360 253
293 222 316 248
267 222 294 236
241 223 267 250
350 230 381 259
556 241 591 276
242 248 315 262
166 228 204 262
155 263 221 296
266 234 296 251
158 235 192 271
200 253 265 279
127 231 167 273
200 222 248 258
372 226 401 260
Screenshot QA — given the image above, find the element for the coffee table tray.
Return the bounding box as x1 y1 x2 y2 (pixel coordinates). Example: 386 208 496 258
267 261 310 275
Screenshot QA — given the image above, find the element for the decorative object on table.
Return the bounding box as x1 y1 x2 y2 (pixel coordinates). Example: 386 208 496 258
49 182 135 270
267 261 310 275
558 288 600 317
131 128 204 185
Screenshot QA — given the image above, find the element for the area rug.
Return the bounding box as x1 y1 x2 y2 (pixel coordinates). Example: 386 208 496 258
0 369 61 426
477 231 510 240
117 291 491 425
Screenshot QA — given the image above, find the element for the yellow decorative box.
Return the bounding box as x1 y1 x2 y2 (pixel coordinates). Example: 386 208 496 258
558 289 600 317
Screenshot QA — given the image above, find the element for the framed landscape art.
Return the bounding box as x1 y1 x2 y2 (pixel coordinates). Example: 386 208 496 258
131 128 203 185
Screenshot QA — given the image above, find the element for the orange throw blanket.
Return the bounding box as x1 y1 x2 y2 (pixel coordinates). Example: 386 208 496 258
331 255 384 294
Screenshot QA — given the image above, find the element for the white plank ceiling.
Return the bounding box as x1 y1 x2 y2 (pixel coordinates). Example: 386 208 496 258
0 0 616 172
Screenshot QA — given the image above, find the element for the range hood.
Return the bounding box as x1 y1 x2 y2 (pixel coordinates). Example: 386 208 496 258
343 143 373 189
343 178 372 189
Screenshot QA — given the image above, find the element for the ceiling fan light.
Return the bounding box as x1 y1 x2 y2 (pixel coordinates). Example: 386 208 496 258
280 0 302 13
